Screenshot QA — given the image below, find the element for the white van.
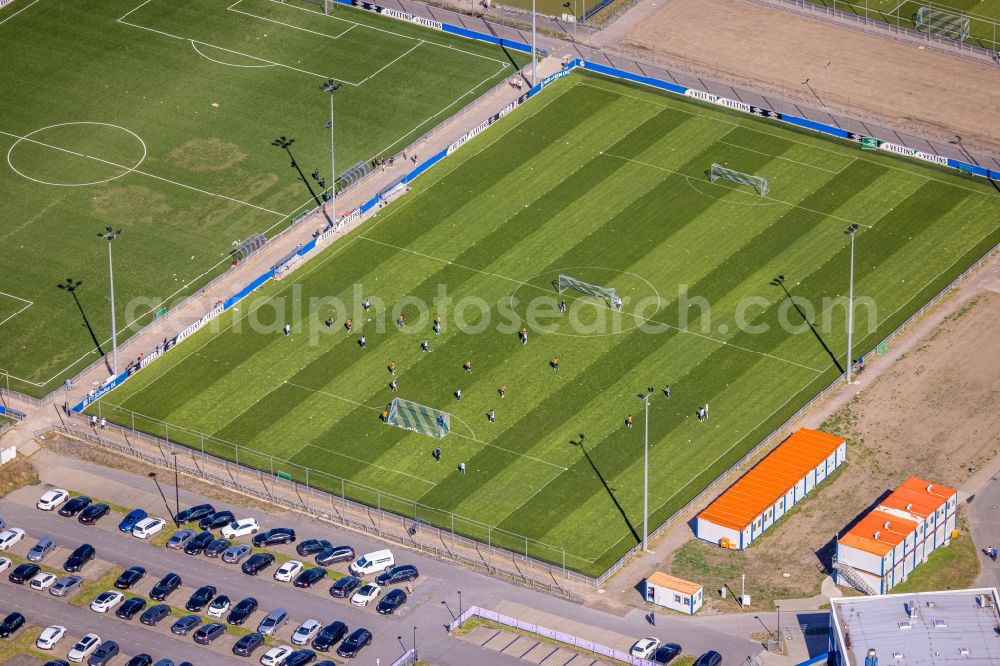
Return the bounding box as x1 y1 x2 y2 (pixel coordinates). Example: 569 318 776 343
349 549 394 576
132 517 166 539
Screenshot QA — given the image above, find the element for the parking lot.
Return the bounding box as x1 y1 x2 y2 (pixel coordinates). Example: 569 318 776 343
0 448 760 665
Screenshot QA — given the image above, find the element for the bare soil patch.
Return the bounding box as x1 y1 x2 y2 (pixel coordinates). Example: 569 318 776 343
615 0 1000 153
169 137 246 172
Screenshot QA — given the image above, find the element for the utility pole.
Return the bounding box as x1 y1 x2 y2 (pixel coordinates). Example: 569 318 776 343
97 227 124 377
639 387 654 551
845 224 859 383
531 0 536 84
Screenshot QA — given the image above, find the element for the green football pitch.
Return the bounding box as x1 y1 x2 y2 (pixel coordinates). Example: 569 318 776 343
94 71 1000 576
805 0 1000 47
0 0 520 397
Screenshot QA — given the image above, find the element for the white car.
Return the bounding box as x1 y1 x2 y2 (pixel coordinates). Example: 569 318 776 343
630 637 661 659
207 596 232 618
36 624 67 649
132 517 166 539
30 572 58 590
0 556 11 573
221 517 259 539
0 528 25 551
273 560 303 583
260 645 293 666
90 590 125 613
291 619 322 646
67 633 101 662
351 582 382 607
37 488 69 511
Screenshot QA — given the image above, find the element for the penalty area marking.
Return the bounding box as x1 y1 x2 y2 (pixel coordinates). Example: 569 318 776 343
0 291 33 328
189 40 276 68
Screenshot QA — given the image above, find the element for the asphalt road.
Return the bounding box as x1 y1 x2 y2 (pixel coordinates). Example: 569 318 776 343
0 451 761 665
967 473 1000 590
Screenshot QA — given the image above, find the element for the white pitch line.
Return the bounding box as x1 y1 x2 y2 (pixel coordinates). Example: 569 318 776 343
190 40 275 68
0 292 33 328
0 0 41 26
0 129 285 216
716 139 841 174
227 0 356 41
302 444 435 485
354 41 423 86
358 236 826 374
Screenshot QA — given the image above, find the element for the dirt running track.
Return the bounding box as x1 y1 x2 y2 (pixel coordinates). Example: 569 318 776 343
607 0 1000 154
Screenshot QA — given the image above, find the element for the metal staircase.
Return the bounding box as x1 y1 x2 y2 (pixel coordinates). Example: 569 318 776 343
833 561 879 596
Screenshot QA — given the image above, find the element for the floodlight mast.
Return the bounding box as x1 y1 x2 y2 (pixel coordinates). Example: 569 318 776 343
321 80 342 224
96 227 124 377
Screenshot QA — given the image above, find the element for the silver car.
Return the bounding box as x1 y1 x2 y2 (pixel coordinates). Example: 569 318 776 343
221 544 252 564
257 608 288 637
49 575 83 597
27 537 56 562
165 529 196 550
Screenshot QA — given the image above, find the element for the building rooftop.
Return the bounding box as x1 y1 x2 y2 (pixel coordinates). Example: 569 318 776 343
831 588 1000 666
879 477 956 519
839 509 919 557
646 571 702 596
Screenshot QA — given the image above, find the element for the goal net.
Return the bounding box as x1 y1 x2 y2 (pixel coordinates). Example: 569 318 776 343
558 274 619 307
915 6 971 41
387 398 450 439
709 163 769 196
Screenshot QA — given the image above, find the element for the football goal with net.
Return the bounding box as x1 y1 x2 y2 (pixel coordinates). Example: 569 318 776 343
558 274 621 308
914 6 971 41
708 163 769 196
386 398 450 439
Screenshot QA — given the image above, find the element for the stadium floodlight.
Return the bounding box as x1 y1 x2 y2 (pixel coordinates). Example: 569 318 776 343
844 224 859 385
387 398 450 439
96 227 124 378
321 80 342 223
638 387 654 551
557 274 619 307
708 163 769 196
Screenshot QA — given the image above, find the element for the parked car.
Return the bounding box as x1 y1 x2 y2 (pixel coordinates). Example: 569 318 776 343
0 527 26 551
139 604 171 626
193 622 226 645
350 583 381 607
64 544 96 572
631 638 660 660
184 531 214 555
198 510 234 531
227 597 258 625
67 633 101 662
87 639 118 666
30 572 58 590
376 588 407 615
90 590 125 613
78 503 110 525
274 560 304 582
285 650 318 666
119 509 148 533
171 615 202 636
653 643 683 664
166 529 196 550
260 646 294 666
50 575 83 597
0 557 10 573
37 488 69 511
116 597 147 620
0 612 25 637
258 608 289 637
241 553 275 576
312 621 348 652
291 619 322 646
185 585 217 612
204 538 231 558
48 661 73 666
294 567 327 588
175 503 214 524
329 576 362 599
693 651 723 666
37 624 68 649
207 595 232 618
348 549 393 576
232 632 266 657
336 629 372 658
132 517 166 539
375 564 419 586
221 517 259 539
315 545 355 566
295 539 332 557
27 536 56 562
149 573 181 600
9 562 41 583
114 566 146 590
252 527 296 548
59 496 92 517
124 656 153 666
222 544 252 563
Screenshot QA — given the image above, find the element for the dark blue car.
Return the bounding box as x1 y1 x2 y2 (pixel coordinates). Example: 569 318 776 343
119 509 148 533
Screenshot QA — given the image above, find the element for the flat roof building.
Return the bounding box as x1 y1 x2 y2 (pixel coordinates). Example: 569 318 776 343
829 588 1000 666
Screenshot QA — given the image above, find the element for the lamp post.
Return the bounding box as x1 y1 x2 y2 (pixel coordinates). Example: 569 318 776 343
413 626 417 658
844 224 859 384
531 0 536 85
148 472 177 527
639 387 654 551
824 61 831 106
96 227 124 377
171 452 180 525
458 590 463 627
320 80 342 224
